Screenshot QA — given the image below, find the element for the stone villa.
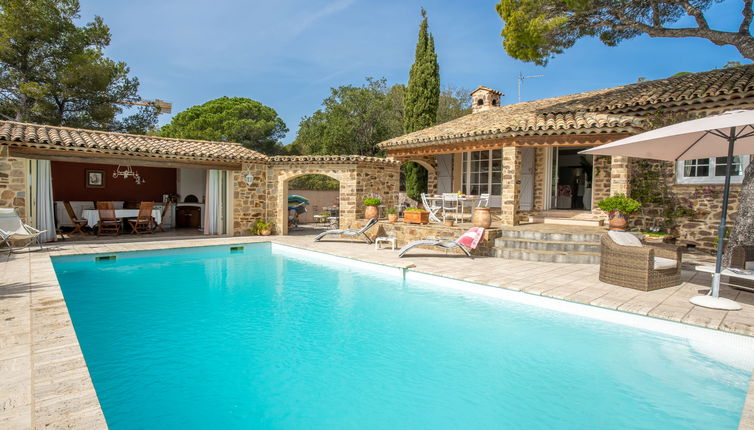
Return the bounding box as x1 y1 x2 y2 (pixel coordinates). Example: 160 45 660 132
0 65 752 251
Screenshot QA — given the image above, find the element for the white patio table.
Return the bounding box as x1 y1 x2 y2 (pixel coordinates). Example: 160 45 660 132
425 195 481 222
81 209 161 227
695 265 754 293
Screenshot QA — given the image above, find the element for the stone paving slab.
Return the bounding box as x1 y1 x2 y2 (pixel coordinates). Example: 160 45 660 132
1 234 753 428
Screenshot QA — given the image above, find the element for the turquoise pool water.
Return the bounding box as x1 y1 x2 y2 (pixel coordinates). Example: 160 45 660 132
53 243 752 429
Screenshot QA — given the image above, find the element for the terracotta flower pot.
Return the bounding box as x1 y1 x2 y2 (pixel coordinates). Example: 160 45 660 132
404 211 429 224
387 213 398 223
364 205 379 219
260 229 272 236
443 220 454 227
472 207 492 229
608 211 628 231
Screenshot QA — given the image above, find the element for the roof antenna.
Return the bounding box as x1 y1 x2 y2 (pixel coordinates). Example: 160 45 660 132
517 72 544 103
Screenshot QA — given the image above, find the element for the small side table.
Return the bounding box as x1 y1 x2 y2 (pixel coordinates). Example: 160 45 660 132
375 236 397 250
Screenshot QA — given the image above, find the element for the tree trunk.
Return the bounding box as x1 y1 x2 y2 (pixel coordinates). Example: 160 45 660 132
724 161 754 265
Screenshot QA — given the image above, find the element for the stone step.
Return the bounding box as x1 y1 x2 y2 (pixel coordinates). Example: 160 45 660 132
497 229 605 243
543 217 604 227
495 237 601 253
492 247 601 264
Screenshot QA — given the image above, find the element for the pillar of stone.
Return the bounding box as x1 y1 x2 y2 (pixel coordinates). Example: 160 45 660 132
609 156 630 196
500 146 521 226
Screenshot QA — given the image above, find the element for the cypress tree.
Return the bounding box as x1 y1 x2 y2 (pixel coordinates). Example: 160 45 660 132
403 8 440 202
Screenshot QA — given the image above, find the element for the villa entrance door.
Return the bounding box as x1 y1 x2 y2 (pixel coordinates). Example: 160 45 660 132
547 147 594 211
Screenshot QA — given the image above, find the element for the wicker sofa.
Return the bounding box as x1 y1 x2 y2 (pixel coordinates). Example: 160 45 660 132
600 231 683 291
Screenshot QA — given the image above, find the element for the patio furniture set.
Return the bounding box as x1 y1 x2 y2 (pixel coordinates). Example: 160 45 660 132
62 200 171 236
420 193 489 223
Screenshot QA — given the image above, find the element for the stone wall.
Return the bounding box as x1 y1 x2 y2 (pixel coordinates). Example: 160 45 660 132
234 157 401 236
627 159 743 252
232 162 269 236
0 155 27 219
591 155 612 218
533 148 546 211
500 147 521 225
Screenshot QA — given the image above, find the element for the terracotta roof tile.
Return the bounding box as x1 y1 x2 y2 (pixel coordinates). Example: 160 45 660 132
0 121 268 163
379 64 754 150
269 155 400 164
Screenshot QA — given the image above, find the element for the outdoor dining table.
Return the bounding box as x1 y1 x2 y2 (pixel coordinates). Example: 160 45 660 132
425 195 481 222
81 209 162 227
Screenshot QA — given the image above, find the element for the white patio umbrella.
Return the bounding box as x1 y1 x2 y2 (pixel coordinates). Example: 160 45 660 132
581 109 754 311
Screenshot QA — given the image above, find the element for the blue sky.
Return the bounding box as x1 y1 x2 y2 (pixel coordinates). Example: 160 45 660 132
79 0 749 144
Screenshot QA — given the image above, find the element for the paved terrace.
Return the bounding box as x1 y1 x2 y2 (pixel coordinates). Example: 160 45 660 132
1 234 753 429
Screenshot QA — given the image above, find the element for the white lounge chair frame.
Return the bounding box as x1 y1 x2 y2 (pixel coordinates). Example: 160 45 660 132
398 237 472 258
314 218 379 244
0 208 45 253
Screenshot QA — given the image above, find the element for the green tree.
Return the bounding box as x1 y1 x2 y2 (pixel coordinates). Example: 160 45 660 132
437 86 472 124
495 0 754 66
403 8 440 202
0 0 156 132
292 78 394 156
160 97 288 155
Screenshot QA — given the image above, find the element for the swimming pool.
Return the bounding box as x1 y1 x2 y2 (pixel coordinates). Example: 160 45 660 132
52 242 754 429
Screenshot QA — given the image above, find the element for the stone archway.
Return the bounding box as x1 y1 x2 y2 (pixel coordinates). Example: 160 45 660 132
397 156 438 199
277 170 348 235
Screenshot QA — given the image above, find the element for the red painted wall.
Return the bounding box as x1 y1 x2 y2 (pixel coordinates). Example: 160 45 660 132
51 161 177 201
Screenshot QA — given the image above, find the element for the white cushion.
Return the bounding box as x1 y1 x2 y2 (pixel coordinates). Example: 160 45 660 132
608 231 643 247
654 257 677 270
746 262 754 270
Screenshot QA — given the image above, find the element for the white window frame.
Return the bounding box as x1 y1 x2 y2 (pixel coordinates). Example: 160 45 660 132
462 149 503 196
675 155 750 185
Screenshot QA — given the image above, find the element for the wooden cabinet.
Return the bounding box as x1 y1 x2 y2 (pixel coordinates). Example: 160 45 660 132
176 206 201 228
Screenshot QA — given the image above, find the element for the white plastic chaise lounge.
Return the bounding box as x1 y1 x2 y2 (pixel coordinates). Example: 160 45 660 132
314 218 379 244
0 208 46 253
398 227 485 258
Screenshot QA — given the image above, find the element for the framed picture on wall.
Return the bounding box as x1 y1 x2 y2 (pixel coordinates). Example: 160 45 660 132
86 169 105 188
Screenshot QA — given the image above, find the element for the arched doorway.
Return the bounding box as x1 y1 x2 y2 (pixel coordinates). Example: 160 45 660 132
277 170 349 235
286 174 341 233
399 158 436 206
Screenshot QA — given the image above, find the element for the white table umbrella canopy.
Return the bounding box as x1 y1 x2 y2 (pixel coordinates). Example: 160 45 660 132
582 110 754 161
581 109 754 311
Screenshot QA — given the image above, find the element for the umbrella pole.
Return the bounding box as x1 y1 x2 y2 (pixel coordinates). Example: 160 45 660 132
689 131 742 310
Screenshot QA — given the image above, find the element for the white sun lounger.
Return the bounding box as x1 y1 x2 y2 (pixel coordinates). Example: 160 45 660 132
0 208 45 253
314 218 379 244
398 227 486 258
398 238 472 257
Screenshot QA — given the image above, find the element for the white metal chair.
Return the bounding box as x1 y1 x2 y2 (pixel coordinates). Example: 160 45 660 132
477 193 490 208
0 208 45 253
420 193 442 223
441 193 460 222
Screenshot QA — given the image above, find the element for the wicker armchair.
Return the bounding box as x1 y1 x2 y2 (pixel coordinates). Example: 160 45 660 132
730 245 754 269
600 232 683 291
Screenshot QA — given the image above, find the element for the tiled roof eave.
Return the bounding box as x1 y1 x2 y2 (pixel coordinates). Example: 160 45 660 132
378 125 644 150
269 155 400 165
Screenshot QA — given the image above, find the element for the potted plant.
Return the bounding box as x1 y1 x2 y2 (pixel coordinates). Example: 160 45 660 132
251 219 274 236
597 194 641 231
404 207 429 225
386 207 398 223
363 197 381 219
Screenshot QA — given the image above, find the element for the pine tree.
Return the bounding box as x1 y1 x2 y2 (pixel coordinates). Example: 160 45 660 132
402 8 440 202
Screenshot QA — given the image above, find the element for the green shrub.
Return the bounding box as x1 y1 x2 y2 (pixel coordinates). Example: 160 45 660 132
597 194 641 215
363 198 382 206
386 207 397 215
250 219 274 234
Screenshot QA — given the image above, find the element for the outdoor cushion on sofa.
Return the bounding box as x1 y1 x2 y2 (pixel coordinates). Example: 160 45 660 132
607 230 642 247
653 257 677 270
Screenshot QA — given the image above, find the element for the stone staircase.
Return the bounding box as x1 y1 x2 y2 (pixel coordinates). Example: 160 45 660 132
492 229 603 264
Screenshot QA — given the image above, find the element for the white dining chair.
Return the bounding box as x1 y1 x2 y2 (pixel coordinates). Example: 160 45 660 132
477 193 490 208
441 193 460 222
420 193 442 223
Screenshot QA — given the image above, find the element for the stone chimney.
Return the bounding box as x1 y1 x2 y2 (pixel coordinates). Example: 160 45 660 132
470 86 503 113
